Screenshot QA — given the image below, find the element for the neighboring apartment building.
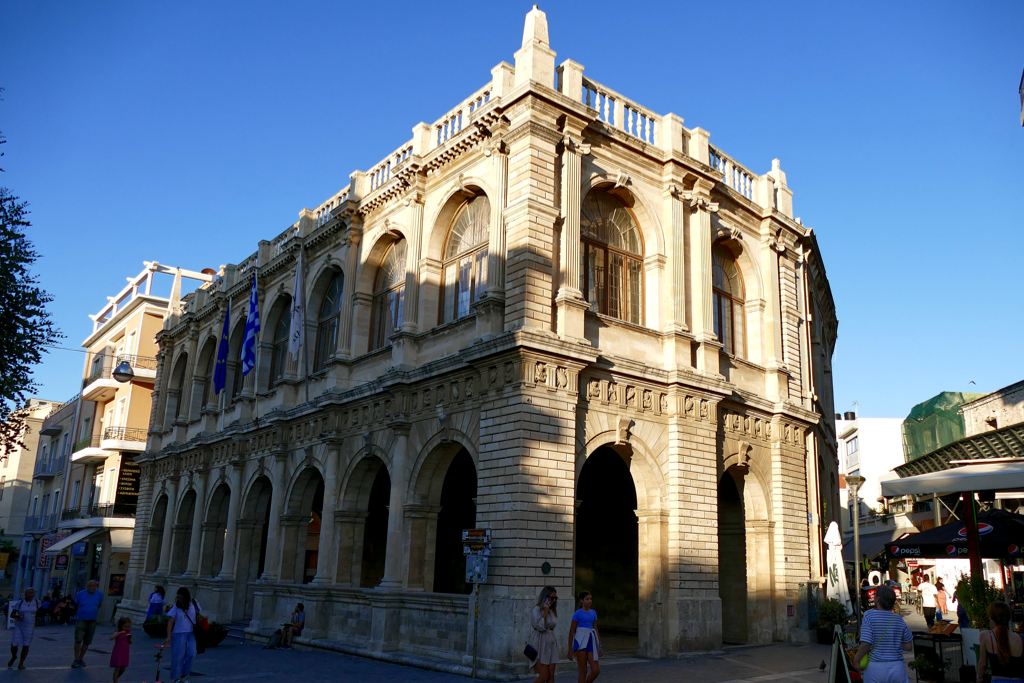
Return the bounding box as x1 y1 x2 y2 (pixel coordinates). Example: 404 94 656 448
837 415 931 564
36 264 208 622
0 400 56 547
14 395 84 597
119 8 839 670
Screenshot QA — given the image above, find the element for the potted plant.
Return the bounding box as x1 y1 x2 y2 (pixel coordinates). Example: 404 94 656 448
955 573 1003 666
817 597 849 644
203 622 230 648
909 654 949 683
142 614 169 638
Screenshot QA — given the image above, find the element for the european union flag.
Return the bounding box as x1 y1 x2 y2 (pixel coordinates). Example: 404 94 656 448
241 271 260 376
213 298 231 394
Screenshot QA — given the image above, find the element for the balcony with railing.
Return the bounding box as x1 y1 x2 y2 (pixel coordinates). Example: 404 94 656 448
71 435 110 464
101 426 148 452
114 354 158 381
24 513 58 532
61 503 137 522
81 365 118 402
33 455 64 479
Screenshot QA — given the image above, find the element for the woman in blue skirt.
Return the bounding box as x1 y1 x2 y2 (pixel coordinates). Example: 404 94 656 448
567 591 603 683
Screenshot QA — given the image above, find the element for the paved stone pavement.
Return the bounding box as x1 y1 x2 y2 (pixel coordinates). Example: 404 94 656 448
4 622 845 683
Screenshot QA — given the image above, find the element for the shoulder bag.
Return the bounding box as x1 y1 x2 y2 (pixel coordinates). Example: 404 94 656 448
859 614 896 671
181 602 207 655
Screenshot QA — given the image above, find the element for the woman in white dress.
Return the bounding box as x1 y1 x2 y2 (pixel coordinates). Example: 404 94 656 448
8 587 40 670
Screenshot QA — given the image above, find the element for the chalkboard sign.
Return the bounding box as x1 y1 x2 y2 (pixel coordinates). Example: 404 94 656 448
114 454 141 508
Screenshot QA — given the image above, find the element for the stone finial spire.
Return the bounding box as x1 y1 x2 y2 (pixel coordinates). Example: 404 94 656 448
514 4 556 89
522 4 549 47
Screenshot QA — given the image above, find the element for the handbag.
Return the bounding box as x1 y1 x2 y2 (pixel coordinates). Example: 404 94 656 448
181 602 207 655
859 614 896 671
194 600 210 631
524 642 538 660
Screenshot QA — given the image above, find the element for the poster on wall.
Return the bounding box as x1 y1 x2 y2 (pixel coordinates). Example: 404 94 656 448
108 573 126 596
114 454 141 509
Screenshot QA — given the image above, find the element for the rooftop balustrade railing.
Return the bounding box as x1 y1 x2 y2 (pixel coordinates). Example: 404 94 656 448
709 145 756 200
432 83 492 149
581 77 658 145
369 141 414 192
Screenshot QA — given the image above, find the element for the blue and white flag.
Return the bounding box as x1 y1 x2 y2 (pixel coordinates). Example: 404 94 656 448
213 298 231 394
241 272 260 376
289 249 305 361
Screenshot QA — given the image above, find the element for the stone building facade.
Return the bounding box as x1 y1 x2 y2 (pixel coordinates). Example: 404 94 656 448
120 7 839 675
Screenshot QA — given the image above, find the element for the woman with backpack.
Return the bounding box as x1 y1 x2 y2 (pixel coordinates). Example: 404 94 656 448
163 587 204 683
7 587 40 669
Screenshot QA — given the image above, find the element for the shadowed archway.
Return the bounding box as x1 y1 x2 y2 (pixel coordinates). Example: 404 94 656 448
235 476 272 620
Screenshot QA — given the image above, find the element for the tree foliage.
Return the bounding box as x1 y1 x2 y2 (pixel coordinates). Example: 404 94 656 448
0 188 62 455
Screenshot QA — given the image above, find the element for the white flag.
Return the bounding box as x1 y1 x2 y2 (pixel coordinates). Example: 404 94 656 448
289 248 305 361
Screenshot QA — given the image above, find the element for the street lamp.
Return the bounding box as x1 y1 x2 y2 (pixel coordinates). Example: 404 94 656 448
112 361 134 383
844 474 866 628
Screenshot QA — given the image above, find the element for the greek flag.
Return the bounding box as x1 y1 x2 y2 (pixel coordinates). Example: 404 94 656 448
241 272 260 376
213 298 231 394
289 249 305 361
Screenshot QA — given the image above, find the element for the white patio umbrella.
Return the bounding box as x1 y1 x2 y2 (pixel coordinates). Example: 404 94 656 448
824 521 852 613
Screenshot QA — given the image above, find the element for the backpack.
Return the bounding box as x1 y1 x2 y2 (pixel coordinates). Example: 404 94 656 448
264 629 282 649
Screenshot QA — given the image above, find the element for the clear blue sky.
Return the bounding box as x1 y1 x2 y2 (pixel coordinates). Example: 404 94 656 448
3 1 1022 419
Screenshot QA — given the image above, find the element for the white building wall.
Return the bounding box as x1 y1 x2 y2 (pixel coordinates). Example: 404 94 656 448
837 417 905 534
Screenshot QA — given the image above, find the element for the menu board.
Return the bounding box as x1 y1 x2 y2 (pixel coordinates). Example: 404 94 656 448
114 454 141 508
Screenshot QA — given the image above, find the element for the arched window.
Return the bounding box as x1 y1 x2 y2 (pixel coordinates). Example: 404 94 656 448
712 244 745 358
269 297 291 384
370 240 406 351
441 196 489 323
580 190 643 325
200 351 214 409
313 275 343 372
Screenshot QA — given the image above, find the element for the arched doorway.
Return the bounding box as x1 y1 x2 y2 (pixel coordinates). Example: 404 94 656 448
146 494 168 573
432 449 476 595
235 476 272 620
170 490 197 574
576 447 639 646
335 456 390 587
282 468 325 584
718 473 747 643
201 483 231 576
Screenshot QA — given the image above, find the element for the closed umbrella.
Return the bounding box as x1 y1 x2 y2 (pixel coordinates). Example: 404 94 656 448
825 521 852 613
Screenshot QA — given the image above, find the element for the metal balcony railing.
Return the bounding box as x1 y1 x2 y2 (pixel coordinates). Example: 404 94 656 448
33 456 63 477
72 435 101 452
102 426 148 442
115 354 158 371
83 366 108 388
61 503 137 521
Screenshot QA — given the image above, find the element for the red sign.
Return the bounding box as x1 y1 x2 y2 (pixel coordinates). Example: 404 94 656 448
54 555 69 570
37 537 54 568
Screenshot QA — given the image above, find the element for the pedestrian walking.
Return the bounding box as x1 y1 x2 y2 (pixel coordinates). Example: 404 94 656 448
918 575 938 628
850 586 914 683
164 587 203 683
147 586 166 620
976 602 1024 683
109 616 133 683
567 591 603 683
954 587 971 628
279 603 305 650
935 580 950 622
527 586 559 683
7 587 40 670
72 579 104 668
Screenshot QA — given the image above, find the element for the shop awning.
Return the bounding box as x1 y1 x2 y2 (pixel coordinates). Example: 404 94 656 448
843 527 919 563
109 528 133 554
886 509 1024 559
880 461 1024 498
44 528 102 554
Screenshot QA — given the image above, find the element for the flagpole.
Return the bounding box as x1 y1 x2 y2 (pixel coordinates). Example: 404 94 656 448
254 268 260 425
299 243 310 404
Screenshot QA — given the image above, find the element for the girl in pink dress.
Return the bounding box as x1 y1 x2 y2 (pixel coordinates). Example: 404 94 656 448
108 616 132 683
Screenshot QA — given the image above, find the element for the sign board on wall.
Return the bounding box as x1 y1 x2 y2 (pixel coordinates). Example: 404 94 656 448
38 537 54 568
115 454 141 508
108 574 125 597
54 554 69 571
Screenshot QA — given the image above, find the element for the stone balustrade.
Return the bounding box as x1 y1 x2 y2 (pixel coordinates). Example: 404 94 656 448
709 145 757 201
270 224 299 256
368 141 413 192
581 77 659 145
432 83 492 148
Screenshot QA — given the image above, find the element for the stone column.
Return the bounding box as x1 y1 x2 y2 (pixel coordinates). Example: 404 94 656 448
337 223 362 358
217 461 243 579
661 183 693 368
685 180 721 375
184 469 208 576
403 504 441 591
156 474 179 574
555 127 590 341
474 137 509 340
378 421 410 589
334 511 367 586
400 192 424 333
312 447 339 585
259 453 288 582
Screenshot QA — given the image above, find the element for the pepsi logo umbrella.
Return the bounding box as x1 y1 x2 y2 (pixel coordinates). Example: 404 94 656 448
888 509 1024 559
